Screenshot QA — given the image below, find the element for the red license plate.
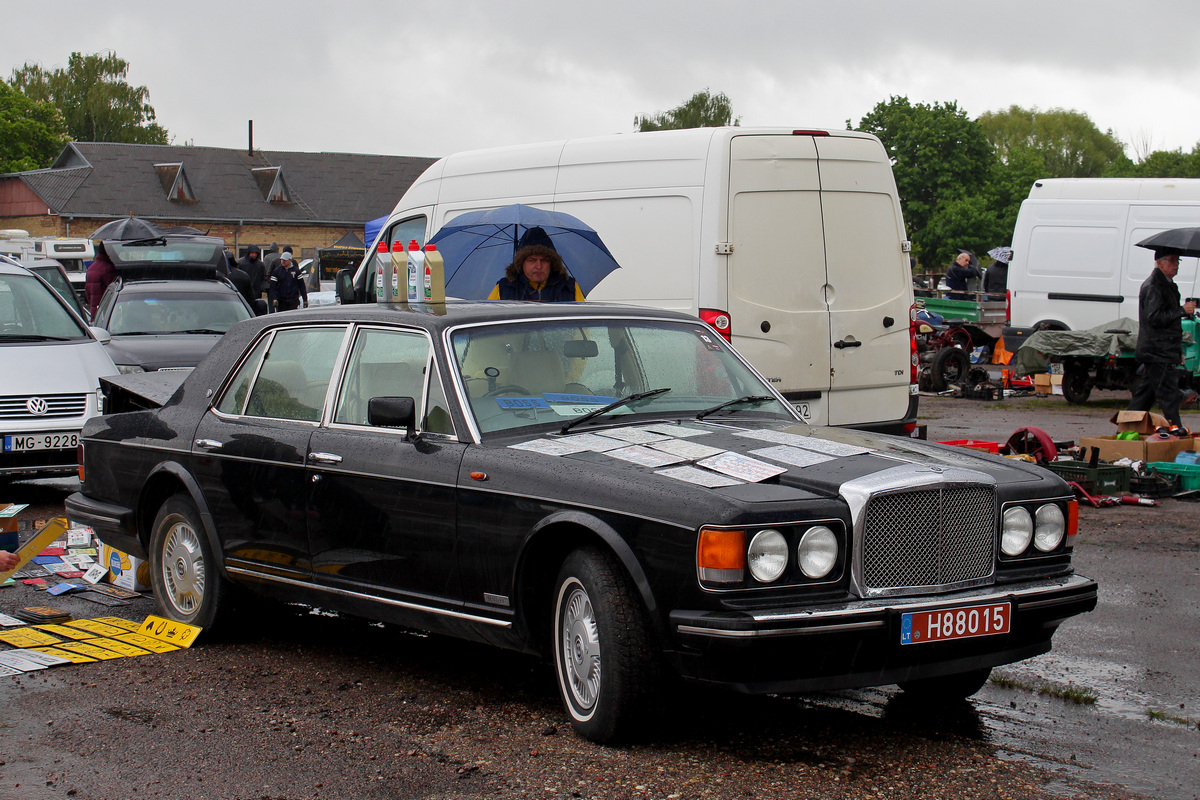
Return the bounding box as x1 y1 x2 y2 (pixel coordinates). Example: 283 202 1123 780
901 602 1010 645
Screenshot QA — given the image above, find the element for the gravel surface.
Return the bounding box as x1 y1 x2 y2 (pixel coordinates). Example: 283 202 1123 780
0 389 1195 800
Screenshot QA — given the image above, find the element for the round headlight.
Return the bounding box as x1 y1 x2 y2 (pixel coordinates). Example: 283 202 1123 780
1034 504 1066 552
747 529 788 582
797 525 838 579
1001 507 1034 556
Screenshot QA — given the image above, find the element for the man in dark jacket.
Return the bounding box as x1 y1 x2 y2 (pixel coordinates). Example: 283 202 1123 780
238 245 266 301
268 251 309 312
945 252 981 301
1128 248 1186 430
487 227 584 302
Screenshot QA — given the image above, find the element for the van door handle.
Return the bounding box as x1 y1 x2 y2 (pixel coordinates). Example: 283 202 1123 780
194 438 223 450
834 339 862 349
309 452 343 465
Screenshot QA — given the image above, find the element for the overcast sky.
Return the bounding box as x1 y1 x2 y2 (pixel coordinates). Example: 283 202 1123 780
6 0 1199 161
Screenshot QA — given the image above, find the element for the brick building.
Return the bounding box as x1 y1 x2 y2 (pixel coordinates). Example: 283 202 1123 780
0 142 436 259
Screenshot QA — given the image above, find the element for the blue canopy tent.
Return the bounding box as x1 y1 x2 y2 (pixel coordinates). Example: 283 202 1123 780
364 215 388 251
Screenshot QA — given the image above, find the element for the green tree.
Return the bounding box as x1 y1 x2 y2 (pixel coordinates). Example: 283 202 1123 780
635 89 739 132
850 96 993 264
10 51 168 144
0 79 69 173
1103 143 1200 178
976 105 1125 178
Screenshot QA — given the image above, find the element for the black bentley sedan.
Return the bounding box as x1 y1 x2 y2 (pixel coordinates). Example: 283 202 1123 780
67 301 1097 743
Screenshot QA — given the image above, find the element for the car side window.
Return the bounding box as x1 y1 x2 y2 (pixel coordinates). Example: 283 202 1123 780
423 362 454 435
233 327 346 421
334 328 440 430
365 216 426 302
216 335 271 415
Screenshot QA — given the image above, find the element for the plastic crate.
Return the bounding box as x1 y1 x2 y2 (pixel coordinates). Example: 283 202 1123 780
1044 460 1131 494
1130 470 1181 498
938 439 1000 454
1146 462 1200 491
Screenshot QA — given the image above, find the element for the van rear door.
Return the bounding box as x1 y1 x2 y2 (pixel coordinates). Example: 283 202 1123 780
726 133 830 424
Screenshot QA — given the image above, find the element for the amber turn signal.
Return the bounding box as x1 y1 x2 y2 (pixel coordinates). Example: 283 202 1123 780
698 528 745 583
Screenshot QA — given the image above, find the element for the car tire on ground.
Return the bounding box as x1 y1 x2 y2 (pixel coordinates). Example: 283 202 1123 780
1061 361 1093 404
930 347 970 392
553 547 656 743
899 666 992 700
149 494 225 630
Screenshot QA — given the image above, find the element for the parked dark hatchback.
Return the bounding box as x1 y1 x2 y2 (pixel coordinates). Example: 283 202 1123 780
67 301 1097 742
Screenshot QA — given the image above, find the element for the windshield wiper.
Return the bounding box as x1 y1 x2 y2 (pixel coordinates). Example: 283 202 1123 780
695 395 775 420
113 331 160 336
180 328 226 335
559 387 671 434
0 334 74 341
121 237 167 247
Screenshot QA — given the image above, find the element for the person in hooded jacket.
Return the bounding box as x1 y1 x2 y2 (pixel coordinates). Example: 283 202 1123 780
268 251 309 312
488 227 584 302
1128 248 1188 431
85 241 117 316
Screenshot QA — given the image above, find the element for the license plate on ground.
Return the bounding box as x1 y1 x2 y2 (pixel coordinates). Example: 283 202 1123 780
900 602 1010 645
3 432 79 452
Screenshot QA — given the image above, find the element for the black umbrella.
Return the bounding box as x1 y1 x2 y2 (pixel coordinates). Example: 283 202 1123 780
90 217 167 241
1135 227 1200 258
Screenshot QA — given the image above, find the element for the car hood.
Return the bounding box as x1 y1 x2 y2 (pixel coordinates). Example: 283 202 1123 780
493 420 1052 508
104 334 224 371
1 340 117 394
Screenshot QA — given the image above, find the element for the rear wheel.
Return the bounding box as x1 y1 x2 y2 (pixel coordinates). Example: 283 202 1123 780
149 494 225 629
553 548 655 743
1061 362 1093 404
899 667 992 700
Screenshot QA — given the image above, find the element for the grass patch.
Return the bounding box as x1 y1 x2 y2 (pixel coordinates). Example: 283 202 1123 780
1147 708 1200 729
990 674 1097 705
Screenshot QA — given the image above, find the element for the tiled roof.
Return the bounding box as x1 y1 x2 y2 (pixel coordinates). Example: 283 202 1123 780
17 142 437 225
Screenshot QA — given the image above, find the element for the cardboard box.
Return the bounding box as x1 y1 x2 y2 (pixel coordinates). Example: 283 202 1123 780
1109 410 1170 435
1034 374 1063 395
99 543 151 592
1078 435 1195 464
0 503 24 551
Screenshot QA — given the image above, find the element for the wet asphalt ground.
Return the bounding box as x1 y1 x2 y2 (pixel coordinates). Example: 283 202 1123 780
0 390 1196 799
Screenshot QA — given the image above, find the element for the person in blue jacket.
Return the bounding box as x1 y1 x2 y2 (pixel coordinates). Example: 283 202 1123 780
489 227 585 302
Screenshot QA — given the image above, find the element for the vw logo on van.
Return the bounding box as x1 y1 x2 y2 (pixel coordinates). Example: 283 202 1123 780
25 397 49 416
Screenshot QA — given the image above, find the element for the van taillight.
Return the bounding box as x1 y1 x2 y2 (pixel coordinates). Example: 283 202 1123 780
76 443 85 482
908 303 919 386
792 130 830 136
1005 290 1011 325
699 308 732 341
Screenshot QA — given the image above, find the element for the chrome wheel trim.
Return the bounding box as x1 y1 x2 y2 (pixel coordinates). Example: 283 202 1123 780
558 579 601 713
161 517 205 617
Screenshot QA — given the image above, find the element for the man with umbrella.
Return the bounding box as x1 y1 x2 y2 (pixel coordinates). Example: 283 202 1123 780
487 227 585 302
1128 247 1188 432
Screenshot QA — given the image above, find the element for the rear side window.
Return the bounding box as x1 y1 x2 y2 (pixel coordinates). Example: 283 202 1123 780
217 327 347 421
333 328 434 427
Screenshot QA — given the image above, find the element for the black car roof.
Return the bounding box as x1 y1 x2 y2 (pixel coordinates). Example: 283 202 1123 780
232 301 699 336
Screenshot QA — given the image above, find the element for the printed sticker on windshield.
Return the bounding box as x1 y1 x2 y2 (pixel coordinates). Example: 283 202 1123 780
542 393 616 405
494 396 550 410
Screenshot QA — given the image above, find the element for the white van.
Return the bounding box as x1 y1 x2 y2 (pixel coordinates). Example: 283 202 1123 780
1007 178 1200 331
344 127 917 433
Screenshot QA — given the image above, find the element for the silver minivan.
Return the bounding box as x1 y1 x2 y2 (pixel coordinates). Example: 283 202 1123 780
0 258 117 480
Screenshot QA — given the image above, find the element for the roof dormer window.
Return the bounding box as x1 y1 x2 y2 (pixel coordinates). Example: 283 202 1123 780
251 166 292 204
155 162 196 203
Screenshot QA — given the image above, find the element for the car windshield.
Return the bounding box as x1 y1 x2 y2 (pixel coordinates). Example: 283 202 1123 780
107 291 251 335
0 272 89 341
450 319 794 436
107 239 224 265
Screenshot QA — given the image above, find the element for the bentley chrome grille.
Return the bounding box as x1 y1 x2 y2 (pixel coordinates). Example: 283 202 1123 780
0 394 89 419
861 485 995 592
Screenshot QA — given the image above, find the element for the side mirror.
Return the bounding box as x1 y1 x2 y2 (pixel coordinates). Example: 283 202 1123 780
89 326 111 344
368 396 416 440
335 268 356 305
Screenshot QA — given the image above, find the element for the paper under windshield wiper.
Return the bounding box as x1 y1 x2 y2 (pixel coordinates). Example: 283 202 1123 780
695 395 775 420
559 387 671 434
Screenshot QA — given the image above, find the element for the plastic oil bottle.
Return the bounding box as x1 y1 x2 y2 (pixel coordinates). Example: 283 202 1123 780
374 240 391 302
389 240 406 303
423 243 445 303
405 239 423 304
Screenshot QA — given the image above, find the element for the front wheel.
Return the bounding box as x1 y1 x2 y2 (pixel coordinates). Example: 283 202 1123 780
1061 362 1093 404
899 666 992 700
553 548 656 743
149 494 225 629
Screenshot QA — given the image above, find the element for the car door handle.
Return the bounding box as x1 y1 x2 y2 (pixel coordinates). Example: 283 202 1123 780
834 338 862 349
309 452 343 465
194 438 223 450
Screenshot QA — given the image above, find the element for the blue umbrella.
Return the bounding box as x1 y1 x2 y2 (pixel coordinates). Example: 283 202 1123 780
427 205 621 299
